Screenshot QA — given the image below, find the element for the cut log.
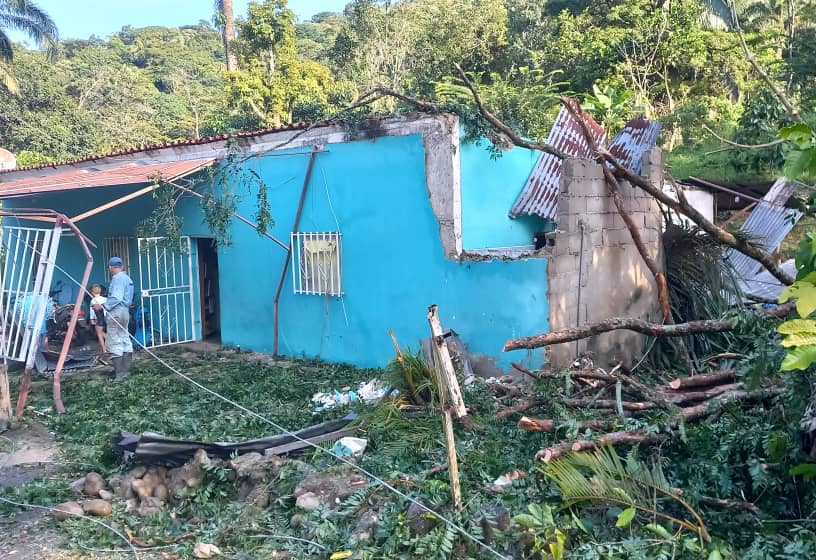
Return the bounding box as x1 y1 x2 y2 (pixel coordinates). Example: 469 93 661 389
518 417 609 433
668 370 736 391
505 318 737 351
660 383 744 406
561 398 656 411
493 398 539 421
678 388 784 422
536 430 668 462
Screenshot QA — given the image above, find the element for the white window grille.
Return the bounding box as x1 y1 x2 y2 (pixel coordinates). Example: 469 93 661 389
103 236 133 281
291 232 342 296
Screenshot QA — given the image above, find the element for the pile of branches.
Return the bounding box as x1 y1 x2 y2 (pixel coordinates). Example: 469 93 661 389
492 363 784 463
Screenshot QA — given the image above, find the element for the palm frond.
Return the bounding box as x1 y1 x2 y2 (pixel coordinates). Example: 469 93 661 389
0 0 58 59
543 446 710 540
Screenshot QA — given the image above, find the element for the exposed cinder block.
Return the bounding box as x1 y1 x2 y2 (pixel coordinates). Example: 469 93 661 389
603 227 632 246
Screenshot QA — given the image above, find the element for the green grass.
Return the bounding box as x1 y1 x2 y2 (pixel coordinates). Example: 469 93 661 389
15 348 376 468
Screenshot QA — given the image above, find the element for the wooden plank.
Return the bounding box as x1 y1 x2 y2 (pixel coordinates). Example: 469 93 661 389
427 305 467 418
71 183 158 223
442 407 463 510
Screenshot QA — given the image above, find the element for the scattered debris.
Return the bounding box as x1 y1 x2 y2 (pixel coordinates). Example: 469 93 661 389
112 412 359 465
311 380 391 412
331 437 367 458
193 542 222 558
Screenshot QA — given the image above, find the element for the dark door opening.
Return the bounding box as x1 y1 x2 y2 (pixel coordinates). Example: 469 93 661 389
196 238 221 341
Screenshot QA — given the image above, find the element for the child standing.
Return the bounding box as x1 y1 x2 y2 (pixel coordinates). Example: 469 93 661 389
89 284 108 358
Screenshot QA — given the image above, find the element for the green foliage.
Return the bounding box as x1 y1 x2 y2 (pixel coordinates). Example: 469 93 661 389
513 503 569 559
543 446 709 539
581 84 639 136
779 236 816 370
780 122 816 182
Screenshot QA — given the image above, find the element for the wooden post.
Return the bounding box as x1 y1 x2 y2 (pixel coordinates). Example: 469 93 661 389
441 406 463 511
0 363 11 429
426 305 467 419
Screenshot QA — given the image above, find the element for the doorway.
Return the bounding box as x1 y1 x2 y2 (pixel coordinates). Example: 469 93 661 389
196 238 221 340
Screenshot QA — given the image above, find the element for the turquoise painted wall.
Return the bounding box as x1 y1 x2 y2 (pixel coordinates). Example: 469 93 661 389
460 141 546 250
4 132 549 370
174 134 548 369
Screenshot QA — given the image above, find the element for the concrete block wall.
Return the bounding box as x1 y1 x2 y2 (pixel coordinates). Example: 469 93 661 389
547 148 664 369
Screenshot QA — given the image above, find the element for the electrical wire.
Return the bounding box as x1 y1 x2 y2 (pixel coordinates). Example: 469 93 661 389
4 218 511 560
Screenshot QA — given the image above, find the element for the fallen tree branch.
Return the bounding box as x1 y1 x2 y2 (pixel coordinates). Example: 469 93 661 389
698 496 760 514
668 369 737 390
518 416 610 432
536 430 668 462
505 317 737 351
454 64 566 159
702 124 786 150
493 398 539 421
731 10 803 124
660 383 744 406
678 388 784 422
561 398 656 411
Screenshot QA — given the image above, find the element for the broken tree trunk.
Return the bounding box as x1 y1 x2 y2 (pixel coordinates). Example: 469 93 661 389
505 317 737 351
427 305 467 419
668 369 737 390
0 363 11 429
536 430 668 462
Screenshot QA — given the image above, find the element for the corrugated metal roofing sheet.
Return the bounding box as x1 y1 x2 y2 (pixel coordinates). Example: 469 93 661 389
509 99 606 220
0 158 215 198
509 111 662 221
724 177 802 299
607 118 662 175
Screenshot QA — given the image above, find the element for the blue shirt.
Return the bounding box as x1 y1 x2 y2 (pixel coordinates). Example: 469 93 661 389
104 271 134 311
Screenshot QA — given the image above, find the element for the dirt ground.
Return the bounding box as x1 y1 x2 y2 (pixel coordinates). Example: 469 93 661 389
0 421 67 560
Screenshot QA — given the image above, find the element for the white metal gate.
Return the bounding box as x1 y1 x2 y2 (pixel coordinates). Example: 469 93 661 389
0 226 61 364
137 237 195 348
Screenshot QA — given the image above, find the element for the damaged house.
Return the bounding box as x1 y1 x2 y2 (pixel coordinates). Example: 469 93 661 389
0 109 664 374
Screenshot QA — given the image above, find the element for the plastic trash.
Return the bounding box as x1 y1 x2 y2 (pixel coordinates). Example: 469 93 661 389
331 437 368 457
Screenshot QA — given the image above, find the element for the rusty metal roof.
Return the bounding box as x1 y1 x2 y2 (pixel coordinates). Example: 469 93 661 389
607 117 662 175
0 158 215 198
509 99 606 220
0 120 335 175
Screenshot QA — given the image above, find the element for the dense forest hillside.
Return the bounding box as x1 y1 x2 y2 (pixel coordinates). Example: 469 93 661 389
2 0 815 177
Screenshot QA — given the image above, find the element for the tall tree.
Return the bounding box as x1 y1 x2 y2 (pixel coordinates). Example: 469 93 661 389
0 0 58 93
215 0 238 70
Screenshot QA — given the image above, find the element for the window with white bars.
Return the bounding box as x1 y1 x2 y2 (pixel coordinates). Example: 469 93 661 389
291 232 342 296
103 236 133 281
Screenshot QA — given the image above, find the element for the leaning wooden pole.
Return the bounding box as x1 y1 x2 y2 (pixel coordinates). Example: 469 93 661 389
0 363 11 429
441 406 463 511
427 305 467 419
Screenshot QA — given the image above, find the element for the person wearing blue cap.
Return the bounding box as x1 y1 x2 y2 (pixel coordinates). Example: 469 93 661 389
93 257 134 381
